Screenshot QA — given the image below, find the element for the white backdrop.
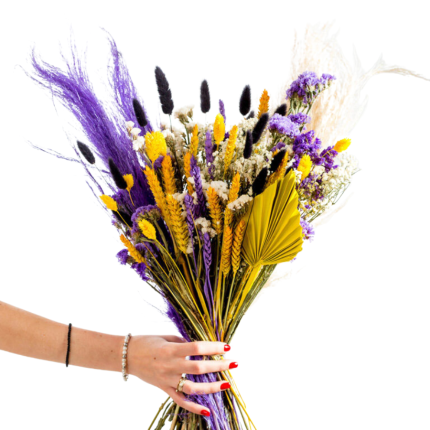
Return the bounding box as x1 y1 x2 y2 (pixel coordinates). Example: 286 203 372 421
1 1 430 429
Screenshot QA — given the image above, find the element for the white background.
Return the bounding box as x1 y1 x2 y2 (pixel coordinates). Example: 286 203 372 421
1 1 430 429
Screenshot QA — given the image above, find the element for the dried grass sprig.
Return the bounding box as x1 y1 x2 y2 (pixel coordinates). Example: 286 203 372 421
120 234 146 263
207 187 224 234
144 166 169 220
232 219 246 273
132 98 148 127
154 66 174 115
166 194 189 253
220 225 233 276
200 80 211 114
257 89 270 119
224 126 238 175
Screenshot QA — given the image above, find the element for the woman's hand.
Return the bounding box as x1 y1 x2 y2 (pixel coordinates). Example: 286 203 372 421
127 335 237 417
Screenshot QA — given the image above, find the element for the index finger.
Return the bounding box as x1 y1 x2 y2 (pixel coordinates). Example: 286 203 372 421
173 341 231 357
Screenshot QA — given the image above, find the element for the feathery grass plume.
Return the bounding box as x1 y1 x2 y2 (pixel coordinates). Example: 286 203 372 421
154 66 174 115
132 98 148 127
225 172 241 226
144 166 169 219
166 194 189 253
252 113 269 144
257 89 270 119
220 225 233 276
120 234 146 264
224 126 238 175
207 187 223 234
109 158 127 189
123 173 134 205
145 131 167 163
213 114 225 146
100 195 118 211
297 154 312 181
190 124 199 156
77 141 95 164
219 99 226 122
243 131 253 159
270 149 286 173
334 138 351 152
239 85 251 116
200 80 211 114
274 103 287 116
138 219 157 240
161 155 177 195
246 110 255 119
232 219 246 273
184 152 194 195
252 167 268 196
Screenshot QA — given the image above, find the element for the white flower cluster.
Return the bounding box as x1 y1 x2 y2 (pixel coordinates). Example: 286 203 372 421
227 194 253 211
321 152 359 194
195 217 217 238
126 121 145 151
173 105 194 121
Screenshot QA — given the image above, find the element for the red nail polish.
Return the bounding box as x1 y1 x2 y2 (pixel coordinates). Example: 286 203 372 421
221 382 231 390
224 344 231 352
201 410 211 417
229 362 238 369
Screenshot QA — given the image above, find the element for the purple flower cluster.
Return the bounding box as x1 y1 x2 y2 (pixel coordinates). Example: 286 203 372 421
288 112 311 125
292 130 322 168
268 114 300 138
116 249 129 265
300 173 324 201
300 218 315 241
271 141 286 153
131 262 149 281
320 145 339 172
131 204 160 235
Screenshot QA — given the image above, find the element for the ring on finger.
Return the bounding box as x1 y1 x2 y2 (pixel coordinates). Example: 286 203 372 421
176 374 187 393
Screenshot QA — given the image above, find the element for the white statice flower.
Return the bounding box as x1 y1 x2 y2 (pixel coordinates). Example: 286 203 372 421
312 165 325 176
195 217 217 238
131 127 141 137
227 194 253 211
174 105 194 121
133 135 145 151
162 129 174 139
208 181 230 201
173 191 187 205
186 239 193 254
126 121 134 132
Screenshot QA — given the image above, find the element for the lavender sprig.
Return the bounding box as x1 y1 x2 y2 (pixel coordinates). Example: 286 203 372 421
205 131 214 179
192 166 206 218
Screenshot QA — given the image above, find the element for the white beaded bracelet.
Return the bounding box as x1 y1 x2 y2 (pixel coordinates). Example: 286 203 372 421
122 333 131 381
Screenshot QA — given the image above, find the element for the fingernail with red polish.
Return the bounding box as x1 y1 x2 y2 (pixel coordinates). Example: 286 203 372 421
229 362 238 369
224 344 231 352
221 382 231 390
201 410 211 417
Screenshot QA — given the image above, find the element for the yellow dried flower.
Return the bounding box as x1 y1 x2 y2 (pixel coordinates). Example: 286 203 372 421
224 126 238 175
207 187 223 234
161 155 177 195
144 166 168 219
166 194 189 253
183 151 194 195
213 114 225 146
257 89 270 119
123 174 134 191
138 219 157 240
120 234 146 264
225 172 241 226
297 154 312 181
100 195 118 212
144 131 167 162
232 219 246 273
190 124 199 156
220 225 233 276
334 138 351 153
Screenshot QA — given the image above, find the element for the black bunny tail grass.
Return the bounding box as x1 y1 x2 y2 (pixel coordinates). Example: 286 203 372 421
252 113 269 144
108 158 127 189
243 131 253 159
270 149 286 172
77 140 95 164
155 66 174 115
274 103 287 116
239 85 251 116
200 80 211 114
246 110 255 119
133 99 148 127
252 167 268 196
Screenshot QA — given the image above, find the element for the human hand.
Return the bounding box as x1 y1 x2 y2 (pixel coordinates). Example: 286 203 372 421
127 335 237 417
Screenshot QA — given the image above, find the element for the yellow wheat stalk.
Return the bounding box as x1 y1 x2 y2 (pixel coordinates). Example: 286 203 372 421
257 89 270 119
166 194 189 253
207 187 224 234
232 219 246 273
220 225 233 276
120 234 146 264
224 125 238 175
190 124 199 156
144 166 169 220
184 151 194 195
161 155 177 195
224 172 241 226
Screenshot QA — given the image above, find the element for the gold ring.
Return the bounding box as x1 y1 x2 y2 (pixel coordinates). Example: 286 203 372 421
176 375 187 393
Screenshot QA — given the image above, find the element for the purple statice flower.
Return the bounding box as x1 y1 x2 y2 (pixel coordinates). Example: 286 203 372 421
131 262 149 281
319 73 336 87
131 204 161 235
288 112 311 125
300 218 315 241
112 189 133 212
271 141 286 153
153 155 164 170
203 233 214 322
268 114 300 138
219 99 226 123
299 173 324 201
116 249 129 265
319 145 339 172
286 71 320 105
204 131 214 179
192 166 206 218
292 130 322 167
135 242 158 259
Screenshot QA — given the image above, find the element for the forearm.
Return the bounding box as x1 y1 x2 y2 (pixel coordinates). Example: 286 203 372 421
0 301 123 372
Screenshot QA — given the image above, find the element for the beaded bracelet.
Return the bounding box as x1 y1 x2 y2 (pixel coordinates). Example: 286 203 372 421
122 333 131 381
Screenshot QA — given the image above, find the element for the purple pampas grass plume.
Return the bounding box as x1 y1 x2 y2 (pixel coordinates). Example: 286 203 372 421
200 80 211 113
252 112 269 144
239 85 251 116
132 98 147 127
252 167 268 196
77 140 95 164
219 99 226 122
192 167 206 218
108 158 127 189
154 66 174 115
203 233 214 320
270 149 286 172
243 130 253 159
274 103 287 116
246 110 255 119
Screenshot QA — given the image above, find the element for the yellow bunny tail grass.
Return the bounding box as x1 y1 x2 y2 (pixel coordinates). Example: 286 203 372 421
144 131 167 162
139 219 157 240
297 154 312 181
257 89 270 119
144 166 168 219
334 138 351 153
213 113 225 145
220 225 233 276
123 174 135 206
120 234 146 264
232 219 246 273
207 187 224 234
161 155 177 195
166 194 189 253
224 125 238 175
190 124 199 156
100 195 118 212
184 152 194 195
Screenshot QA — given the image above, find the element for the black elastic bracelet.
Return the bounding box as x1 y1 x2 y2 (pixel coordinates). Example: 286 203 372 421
66 323 72 367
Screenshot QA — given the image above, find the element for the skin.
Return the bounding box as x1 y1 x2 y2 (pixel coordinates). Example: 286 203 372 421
0 301 236 416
